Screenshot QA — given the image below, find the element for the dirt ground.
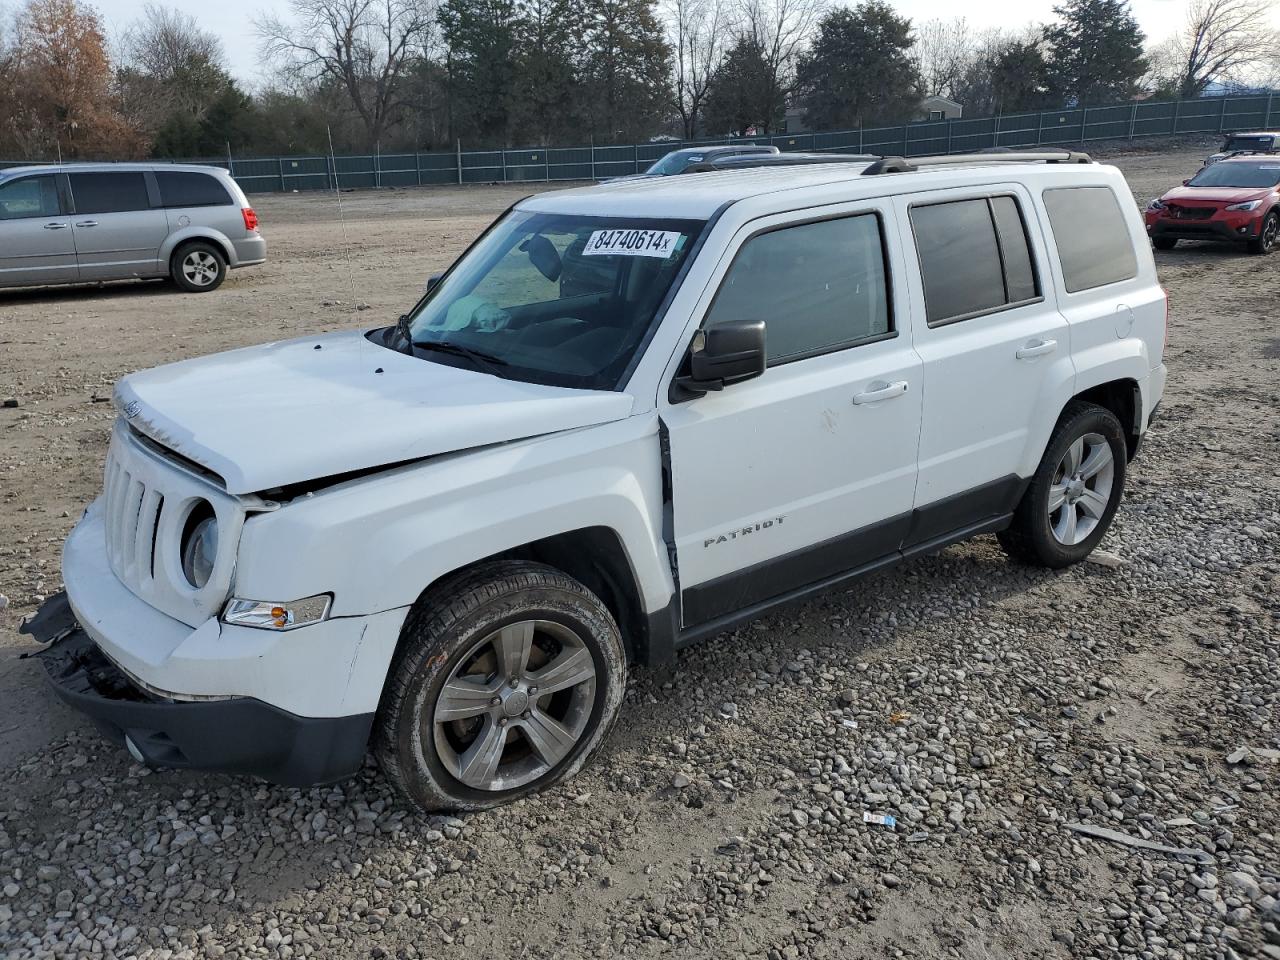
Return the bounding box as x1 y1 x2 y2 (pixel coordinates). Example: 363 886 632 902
1 141 1277 960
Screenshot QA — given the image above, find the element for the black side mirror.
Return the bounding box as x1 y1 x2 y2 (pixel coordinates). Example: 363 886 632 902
426 273 443 292
1182 178 1191 186
672 320 766 400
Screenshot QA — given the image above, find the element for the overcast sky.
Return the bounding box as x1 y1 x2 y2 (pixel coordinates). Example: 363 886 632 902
84 0 1267 89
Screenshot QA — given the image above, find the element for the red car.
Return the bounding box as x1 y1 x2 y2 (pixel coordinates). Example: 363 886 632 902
1145 156 1280 254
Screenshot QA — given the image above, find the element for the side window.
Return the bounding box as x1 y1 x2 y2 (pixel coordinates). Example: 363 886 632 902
69 172 150 215
704 214 891 364
156 172 233 208
1042 186 1138 293
910 195 1042 326
0 176 60 220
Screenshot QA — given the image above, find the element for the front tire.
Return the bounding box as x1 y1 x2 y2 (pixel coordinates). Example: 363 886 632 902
998 402 1127 569
374 561 626 812
171 241 227 292
1152 237 1178 251
1247 211 1278 255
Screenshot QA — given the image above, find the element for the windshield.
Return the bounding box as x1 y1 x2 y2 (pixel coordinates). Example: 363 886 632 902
1188 161 1280 189
1222 136 1274 152
401 211 703 390
645 151 703 176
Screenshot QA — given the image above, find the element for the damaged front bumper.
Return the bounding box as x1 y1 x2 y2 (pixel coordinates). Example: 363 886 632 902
23 593 372 787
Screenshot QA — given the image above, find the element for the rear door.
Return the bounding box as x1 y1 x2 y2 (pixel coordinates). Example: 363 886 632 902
662 203 923 629
895 186 1075 543
154 170 243 242
0 174 78 287
67 171 169 280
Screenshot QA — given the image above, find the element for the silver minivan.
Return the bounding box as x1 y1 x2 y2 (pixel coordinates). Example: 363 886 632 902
0 163 265 293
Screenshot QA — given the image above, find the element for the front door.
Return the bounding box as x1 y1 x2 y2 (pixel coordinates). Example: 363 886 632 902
67 171 169 280
661 204 923 629
0 174 78 287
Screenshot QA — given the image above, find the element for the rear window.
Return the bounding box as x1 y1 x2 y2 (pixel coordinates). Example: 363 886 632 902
69 172 150 215
909 195 1041 325
1042 186 1138 293
156 171 233 208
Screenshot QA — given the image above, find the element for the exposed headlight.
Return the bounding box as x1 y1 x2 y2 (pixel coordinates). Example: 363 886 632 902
181 511 218 589
1147 198 1166 211
1225 199 1263 211
222 595 332 630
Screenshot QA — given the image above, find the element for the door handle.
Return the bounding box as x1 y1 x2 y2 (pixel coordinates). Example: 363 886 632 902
1016 338 1057 359
74 220 99 228
43 222 68 230
853 380 909 405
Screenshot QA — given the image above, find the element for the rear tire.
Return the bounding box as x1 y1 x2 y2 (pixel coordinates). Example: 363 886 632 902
171 241 227 292
1152 237 1178 251
998 402 1127 569
1247 211 1278 255
374 561 626 812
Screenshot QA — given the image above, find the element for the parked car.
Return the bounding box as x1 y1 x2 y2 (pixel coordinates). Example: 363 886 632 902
1144 155 1280 253
635 144 780 177
681 151 877 173
0 163 264 293
27 151 1166 813
1203 131 1279 165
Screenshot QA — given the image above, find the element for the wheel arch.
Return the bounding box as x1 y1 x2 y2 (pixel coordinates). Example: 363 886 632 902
163 230 235 269
1069 378 1141 459
404 526 653 667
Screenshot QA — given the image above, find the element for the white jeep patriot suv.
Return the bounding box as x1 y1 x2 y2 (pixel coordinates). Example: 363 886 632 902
25 151 1167 812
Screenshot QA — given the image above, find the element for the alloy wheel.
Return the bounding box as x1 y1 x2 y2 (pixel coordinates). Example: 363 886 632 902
182 250 220 287
430 620 597 792
1047 432 1114 546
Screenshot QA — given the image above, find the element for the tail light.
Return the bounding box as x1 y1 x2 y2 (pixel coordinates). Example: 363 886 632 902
242 207 259 232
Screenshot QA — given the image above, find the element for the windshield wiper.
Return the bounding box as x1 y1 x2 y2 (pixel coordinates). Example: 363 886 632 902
412 339 509 375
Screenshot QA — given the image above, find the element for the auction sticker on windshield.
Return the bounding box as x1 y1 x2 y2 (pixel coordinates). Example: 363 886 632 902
584 229 682 258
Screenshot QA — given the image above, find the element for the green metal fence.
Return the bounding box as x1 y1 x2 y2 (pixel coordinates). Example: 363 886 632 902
4 90 1275 193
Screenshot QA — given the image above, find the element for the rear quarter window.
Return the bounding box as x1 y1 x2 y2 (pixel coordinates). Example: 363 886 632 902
1042 186 1138 293
156 172 234 208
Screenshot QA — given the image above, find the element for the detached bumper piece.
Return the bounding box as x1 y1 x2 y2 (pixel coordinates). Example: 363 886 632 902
24 593 372 787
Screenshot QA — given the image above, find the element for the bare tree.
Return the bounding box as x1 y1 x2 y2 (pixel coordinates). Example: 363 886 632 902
256 0 435 148
118 5 228 132
668 0 725 138
1146 0 1277 98
913 17 974 100
735 0 825 132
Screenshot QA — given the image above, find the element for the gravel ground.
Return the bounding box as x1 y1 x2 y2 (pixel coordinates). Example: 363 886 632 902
1 139 1277 959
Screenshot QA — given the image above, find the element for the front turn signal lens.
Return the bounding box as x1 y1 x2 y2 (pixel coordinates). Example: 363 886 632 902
222 595 331 631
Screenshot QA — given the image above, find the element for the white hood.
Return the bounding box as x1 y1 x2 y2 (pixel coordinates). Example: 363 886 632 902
114 329 634 495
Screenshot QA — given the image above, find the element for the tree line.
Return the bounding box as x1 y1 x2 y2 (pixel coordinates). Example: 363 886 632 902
0 0 1277 162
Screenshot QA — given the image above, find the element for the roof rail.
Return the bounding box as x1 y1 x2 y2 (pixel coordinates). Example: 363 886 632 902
861 150 1093 175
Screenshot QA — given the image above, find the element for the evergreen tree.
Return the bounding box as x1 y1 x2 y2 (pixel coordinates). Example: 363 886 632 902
579 0 672 143
702 35 780 136
1042 0 1146 106
989 40 1053 112
438 0 521 144
509 0 581 145
794 1 920 132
